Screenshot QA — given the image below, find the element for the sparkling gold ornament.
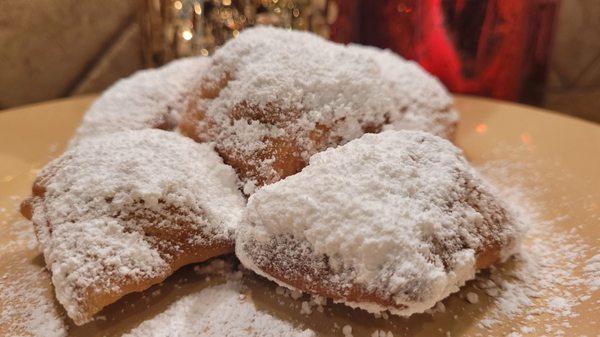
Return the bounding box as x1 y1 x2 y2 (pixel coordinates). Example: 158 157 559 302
138 0 343 67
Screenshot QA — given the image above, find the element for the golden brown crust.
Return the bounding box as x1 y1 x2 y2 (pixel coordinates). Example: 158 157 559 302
181 91 322 188
181 86 319 187
76 242 233 323
182 89 402 189
239 233 503 314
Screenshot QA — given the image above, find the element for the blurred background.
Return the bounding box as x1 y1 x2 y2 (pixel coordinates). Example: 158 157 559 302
0 0 598 122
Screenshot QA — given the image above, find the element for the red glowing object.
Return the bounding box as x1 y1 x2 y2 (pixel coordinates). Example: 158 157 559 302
361 0 560 103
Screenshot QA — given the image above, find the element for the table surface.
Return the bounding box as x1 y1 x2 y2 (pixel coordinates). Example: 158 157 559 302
0 95 598 336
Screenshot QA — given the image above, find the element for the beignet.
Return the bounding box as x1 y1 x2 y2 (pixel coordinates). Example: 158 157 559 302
180 27 457 193
21 129 245 324
236 130 522 316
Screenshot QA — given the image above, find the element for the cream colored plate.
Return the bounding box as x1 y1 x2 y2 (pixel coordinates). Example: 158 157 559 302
0 95 598 336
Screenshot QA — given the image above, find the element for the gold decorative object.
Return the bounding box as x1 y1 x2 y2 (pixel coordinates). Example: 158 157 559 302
139 0 340 67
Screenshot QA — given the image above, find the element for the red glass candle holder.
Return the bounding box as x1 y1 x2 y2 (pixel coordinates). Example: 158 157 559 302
362 0 560 103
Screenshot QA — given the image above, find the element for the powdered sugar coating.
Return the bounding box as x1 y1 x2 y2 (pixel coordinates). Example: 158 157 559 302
123 280 315 337
348 44 457 138
70 56 210 146
27 129 245 324
183 27 457 192
236 130 522 316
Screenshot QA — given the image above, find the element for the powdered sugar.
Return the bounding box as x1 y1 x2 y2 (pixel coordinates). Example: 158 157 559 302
0 220 67 337
123 278 314 337
28 129 245 324
70 56 209 146
371 330 394 337
237 130 522 316
183 26 457 191
465 292 479 304
342 324 353 337
466 154 600 335
582 253 600 291
474 217 597 334
350 44 456 138
0 264 67 337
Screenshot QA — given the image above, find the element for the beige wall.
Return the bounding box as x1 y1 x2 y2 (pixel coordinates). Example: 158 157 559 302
0 0 598 122
0 0 141 109
545 0 600 122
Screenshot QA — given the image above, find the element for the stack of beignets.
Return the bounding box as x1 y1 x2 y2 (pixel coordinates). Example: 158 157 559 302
21 26 522 325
